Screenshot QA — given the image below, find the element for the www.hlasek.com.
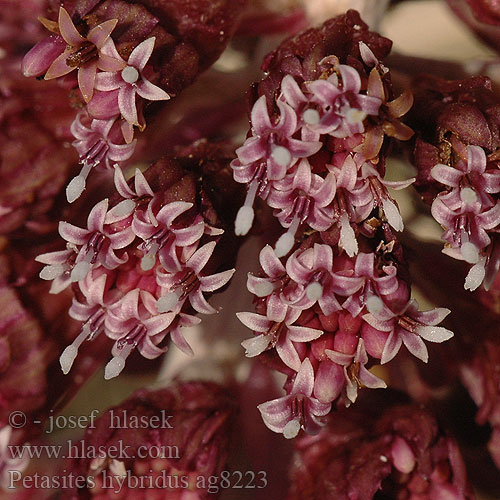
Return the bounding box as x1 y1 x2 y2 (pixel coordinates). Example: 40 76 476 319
8 470 268 494
8 440 180 461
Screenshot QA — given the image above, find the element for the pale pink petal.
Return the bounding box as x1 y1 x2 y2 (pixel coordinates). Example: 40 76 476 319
87 199 109 232
199 269 235 292
128 37 155 71
44 50 76 80
87 19 118 48
276 337 302 372
260 245 286 277
399 329 429 363
189 289 217 314
170 325 194 356
58 7 84 46
78 61 98 103
236 312 271 332
258 396 292 432
156 201 193 226
143 313 176 336
280 75 306 108
95 72 123 91
58 221 89 245
359 365 387 389
287 326 323 342
291 358 315 396
251 95 273 136
118 85 139 125
97 55 126 74
136 77 170 101
87 90 120 120
187 241 216 274
380 330 403 364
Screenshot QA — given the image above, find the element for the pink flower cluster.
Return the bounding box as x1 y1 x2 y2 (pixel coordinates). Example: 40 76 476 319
22 7 170 202
239 241 453 438
36 164 234 379
235 33 454 438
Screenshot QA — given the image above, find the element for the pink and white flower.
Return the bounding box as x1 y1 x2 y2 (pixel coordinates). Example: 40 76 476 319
42 7 124 102
156 241 235 315
257 358 331 438
104 289 177 378
362 299 453 365
94 37 170 126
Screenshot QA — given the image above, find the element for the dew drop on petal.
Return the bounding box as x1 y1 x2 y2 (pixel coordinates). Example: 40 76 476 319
104 356 126 380
303 108 320 125
60 345 78 375
121 66 139 84
66 175 86 203
283 419 301 439
306 282 323 301
461 242 479 264
271 145 292 168
235 206 254 236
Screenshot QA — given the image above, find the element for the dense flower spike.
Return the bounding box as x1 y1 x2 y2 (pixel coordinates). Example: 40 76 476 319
234 11 455 438
231 11 414 257
410 75 500 291
43 147 239 378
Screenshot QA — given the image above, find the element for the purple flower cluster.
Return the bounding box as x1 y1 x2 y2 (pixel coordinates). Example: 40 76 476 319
235 12 454 439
